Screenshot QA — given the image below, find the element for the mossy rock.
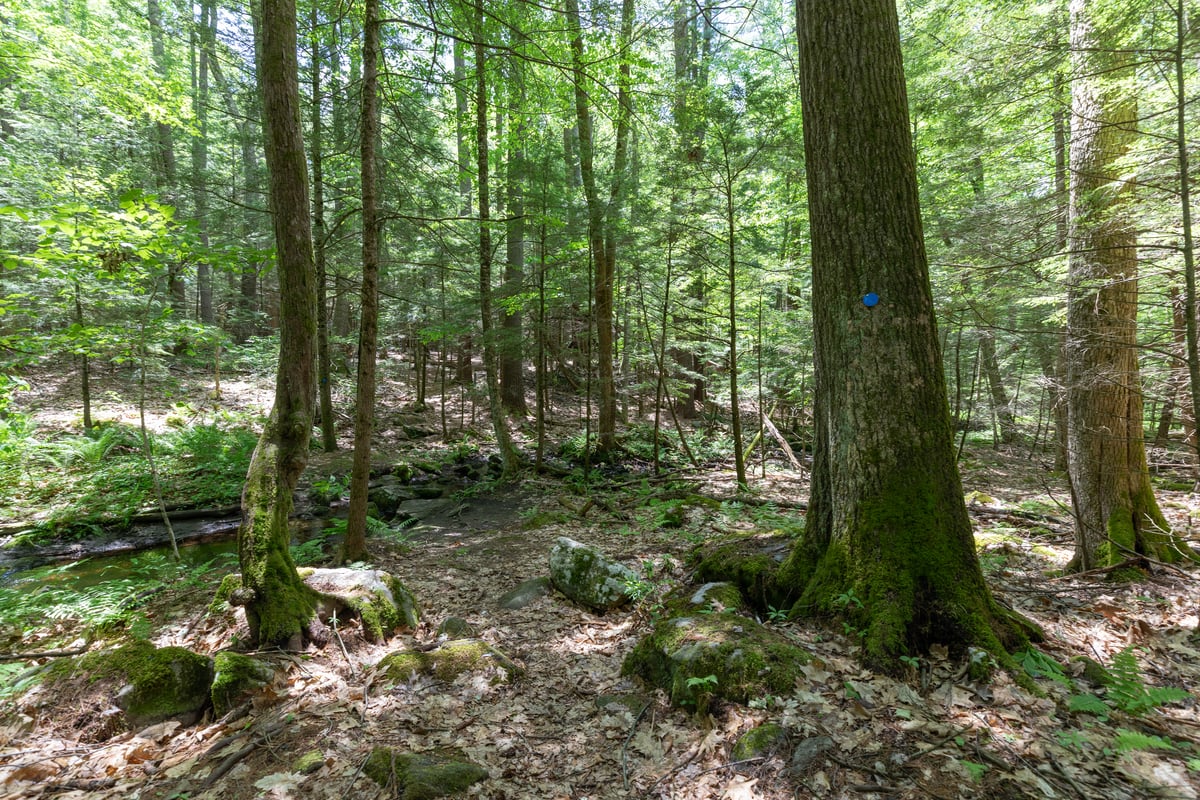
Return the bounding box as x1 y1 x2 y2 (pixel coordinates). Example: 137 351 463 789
675 582 747 615
293 749 326 774
49 641 214 728
548 537 635 613
211 652 275 716
691 533 794 612
497 577 553 610
436 617 477 638
378 639 522 684
304 567 420 641
732 723 787 760
622 605 809 707
209 573 243 614
363 747 488 799
369 482 418 517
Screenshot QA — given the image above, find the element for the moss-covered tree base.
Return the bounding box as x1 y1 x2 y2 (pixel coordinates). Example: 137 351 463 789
621 583 809 708
780 532 1041 676
1067 499 1199 574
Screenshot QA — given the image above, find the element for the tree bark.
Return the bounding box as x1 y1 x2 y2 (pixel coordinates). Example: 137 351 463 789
500 35 528 417
311 3 336 452
342 0 381 563
780 0 1032 670
237 0 322 649
191 0 214 325
1064 0 1190 570
474 1 521 475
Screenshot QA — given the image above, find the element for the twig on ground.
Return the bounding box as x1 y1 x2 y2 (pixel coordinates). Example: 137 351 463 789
621 701 652 791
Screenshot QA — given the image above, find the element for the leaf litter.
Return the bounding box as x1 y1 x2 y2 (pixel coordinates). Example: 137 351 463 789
0 450 1197 799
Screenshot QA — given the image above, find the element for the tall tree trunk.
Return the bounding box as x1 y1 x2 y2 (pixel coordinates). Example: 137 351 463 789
1174 0 1200 484
780 0 1033 670
237 0 322 649
500 39 528 417
1064 0 1189 570
979 330 1015 445
311 2 336 451
474 2 520 475
342 0 381 562
564 0 625 454
147 0 185 315
191 0 214 325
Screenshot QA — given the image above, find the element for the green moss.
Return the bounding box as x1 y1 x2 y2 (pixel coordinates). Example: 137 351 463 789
363 748 488 799
732 723 787 760
292 750 325 774
210 652 273 716
378 639 522 684
342 575 420 642
691 534 793 612
785 464 1037 678
209 574 243 614
622 609 808 707
51 642 214 725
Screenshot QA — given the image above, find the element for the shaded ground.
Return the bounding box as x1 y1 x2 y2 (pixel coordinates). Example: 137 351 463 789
0 368 1199 799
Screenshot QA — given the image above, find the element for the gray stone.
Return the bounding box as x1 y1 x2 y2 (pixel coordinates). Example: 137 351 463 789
368 483 417 516
497 577 553 610
548 537 636 613
304 567 420 640
437 616 476 638
790 736 835 775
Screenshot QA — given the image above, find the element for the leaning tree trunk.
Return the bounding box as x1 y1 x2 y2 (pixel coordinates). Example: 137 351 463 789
780 0 1033 671
236 0 322 649
1064 0 1191 571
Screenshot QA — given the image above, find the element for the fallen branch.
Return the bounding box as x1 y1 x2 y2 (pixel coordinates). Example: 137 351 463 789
0 644 89 662
203 719 288 787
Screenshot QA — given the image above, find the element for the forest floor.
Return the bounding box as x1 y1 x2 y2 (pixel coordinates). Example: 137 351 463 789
1 366 1200 799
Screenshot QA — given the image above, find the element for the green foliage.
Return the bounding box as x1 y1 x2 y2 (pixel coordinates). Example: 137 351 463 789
1112 730 1176 753
0 421 257 536
1068 693 1111 719
685 674 719 691
957 760 988 782
1016 648 1072 688
1107 647 1191 715
0 549 236 646
1068 647 1190 720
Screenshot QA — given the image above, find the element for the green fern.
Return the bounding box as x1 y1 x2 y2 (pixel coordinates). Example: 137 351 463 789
1068 693 1111 719
1016 647 1072 688
1113 729 1175 753
1108 647 1191 716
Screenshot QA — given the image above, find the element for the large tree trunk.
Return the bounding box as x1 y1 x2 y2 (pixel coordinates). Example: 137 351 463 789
780 0 1032 671
342 0 381 562
1064 0 1189 570
237 0 322 649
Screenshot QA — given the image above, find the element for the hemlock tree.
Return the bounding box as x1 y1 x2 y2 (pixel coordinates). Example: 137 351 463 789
780 0 1034 669
1063 0 1193 570
234 0 323 648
